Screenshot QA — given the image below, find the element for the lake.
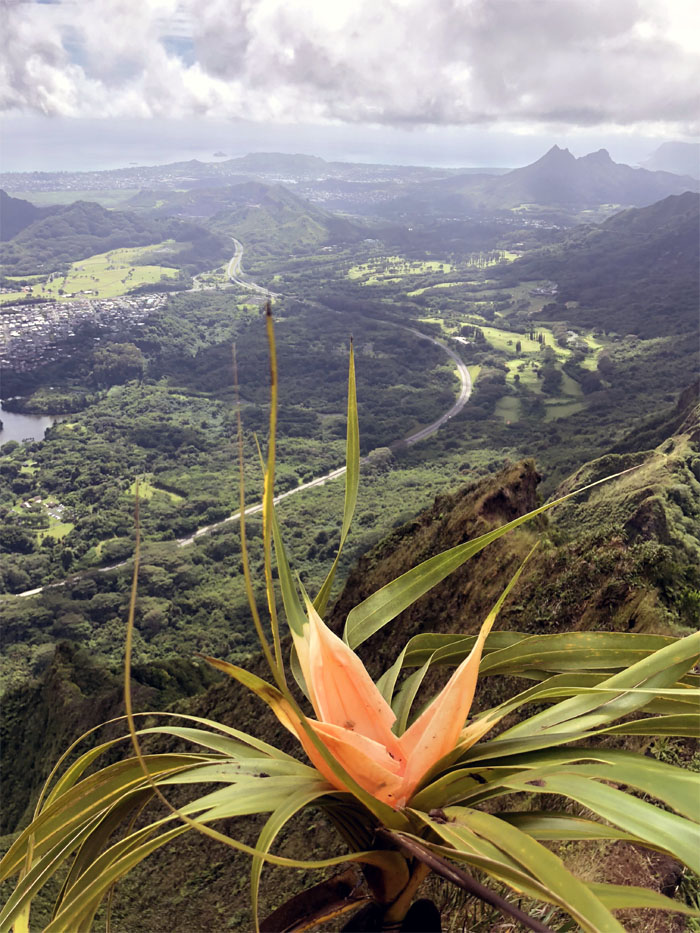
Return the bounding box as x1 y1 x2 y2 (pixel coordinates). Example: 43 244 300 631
0 406 64 445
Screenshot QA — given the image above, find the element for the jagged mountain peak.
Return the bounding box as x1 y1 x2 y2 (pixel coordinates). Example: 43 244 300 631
539 144 576 163
580 148 614 165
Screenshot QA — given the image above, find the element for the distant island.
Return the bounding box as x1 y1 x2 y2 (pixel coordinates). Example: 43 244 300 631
213 150 227 158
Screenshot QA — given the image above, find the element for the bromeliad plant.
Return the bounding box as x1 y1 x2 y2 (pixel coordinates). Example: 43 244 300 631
2 308 699 933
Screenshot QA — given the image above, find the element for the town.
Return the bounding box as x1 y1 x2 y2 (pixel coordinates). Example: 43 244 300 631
0 292 168 373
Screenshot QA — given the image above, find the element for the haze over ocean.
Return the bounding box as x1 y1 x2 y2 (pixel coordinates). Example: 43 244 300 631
0 114 686 175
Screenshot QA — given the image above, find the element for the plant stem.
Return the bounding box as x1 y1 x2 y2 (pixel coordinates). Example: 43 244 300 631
382 860 431 926
375 829 554 933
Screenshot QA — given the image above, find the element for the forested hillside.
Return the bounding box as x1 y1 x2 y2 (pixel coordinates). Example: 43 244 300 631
0 190 55 241
0 198 230 275
501 191 700 336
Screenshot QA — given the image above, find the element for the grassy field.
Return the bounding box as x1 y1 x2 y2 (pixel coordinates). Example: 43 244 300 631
129 478 184 502
495 396 521 422
37 517 75 543
479 324 564 355
0 243 179 304
505 359 542 391
543 400 587 422
348 256 453 283
560 371 583 397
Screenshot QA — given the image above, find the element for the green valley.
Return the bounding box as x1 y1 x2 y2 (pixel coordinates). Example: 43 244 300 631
1 242 179 303
1 148 698 932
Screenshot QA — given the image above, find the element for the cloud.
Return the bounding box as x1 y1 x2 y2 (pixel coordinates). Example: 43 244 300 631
1 0 699 134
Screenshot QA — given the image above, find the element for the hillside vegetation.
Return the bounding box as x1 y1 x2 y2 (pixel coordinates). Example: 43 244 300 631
502 191 700 336
0 197 230 276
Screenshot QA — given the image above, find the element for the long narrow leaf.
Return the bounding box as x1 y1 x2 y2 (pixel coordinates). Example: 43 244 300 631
270 505 307 639
344 468 636 649
251 787 330 932
410 809 623 932
499 771 700 872
1 755 207 881
589 883 700 916
501 630 700 737
460 748 700 821
479 632 675 675
600 713 700 736
261 305 285 680
498 812 640 842
315 341 359 617
0 819 104 933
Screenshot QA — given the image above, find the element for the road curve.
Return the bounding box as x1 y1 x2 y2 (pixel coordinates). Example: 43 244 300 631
176 333 472 547
400 327 471 446
10 252 472 597
227 238 279 298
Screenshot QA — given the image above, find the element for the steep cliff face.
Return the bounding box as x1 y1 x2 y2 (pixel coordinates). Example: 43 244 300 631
330 395 698 688
329 459 542 679
0 647 219 834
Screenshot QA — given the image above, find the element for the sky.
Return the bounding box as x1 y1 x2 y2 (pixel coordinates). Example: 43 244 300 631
1 0 699 172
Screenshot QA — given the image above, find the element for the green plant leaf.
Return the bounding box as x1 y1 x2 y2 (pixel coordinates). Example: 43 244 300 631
479 631 675 675
315 341 359 618
344 470 634 649
1 754 206 881
392 659 432 733
137 725 280 760
410 808 623 932
465 748 700 821
0 817 105 933
599 713 700 736
501 630 700 737
498 771 700 872
498 811 640 842
251 787 331 932
271 502 307 640
589 882 700 915
43 822 190 933
163 758 316 783
42 804 396 933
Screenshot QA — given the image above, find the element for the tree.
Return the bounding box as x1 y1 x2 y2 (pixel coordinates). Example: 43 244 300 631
93 342 146 387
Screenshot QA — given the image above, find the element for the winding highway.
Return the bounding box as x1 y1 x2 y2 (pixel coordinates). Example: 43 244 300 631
227 238 280 298
12 243 472 598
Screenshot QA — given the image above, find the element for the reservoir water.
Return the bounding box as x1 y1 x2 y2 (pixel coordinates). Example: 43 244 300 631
0 406 63 445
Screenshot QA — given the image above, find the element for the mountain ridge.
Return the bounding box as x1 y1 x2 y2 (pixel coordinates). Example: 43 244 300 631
0 190 57 241
441 144 699 211
0 197 231 276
